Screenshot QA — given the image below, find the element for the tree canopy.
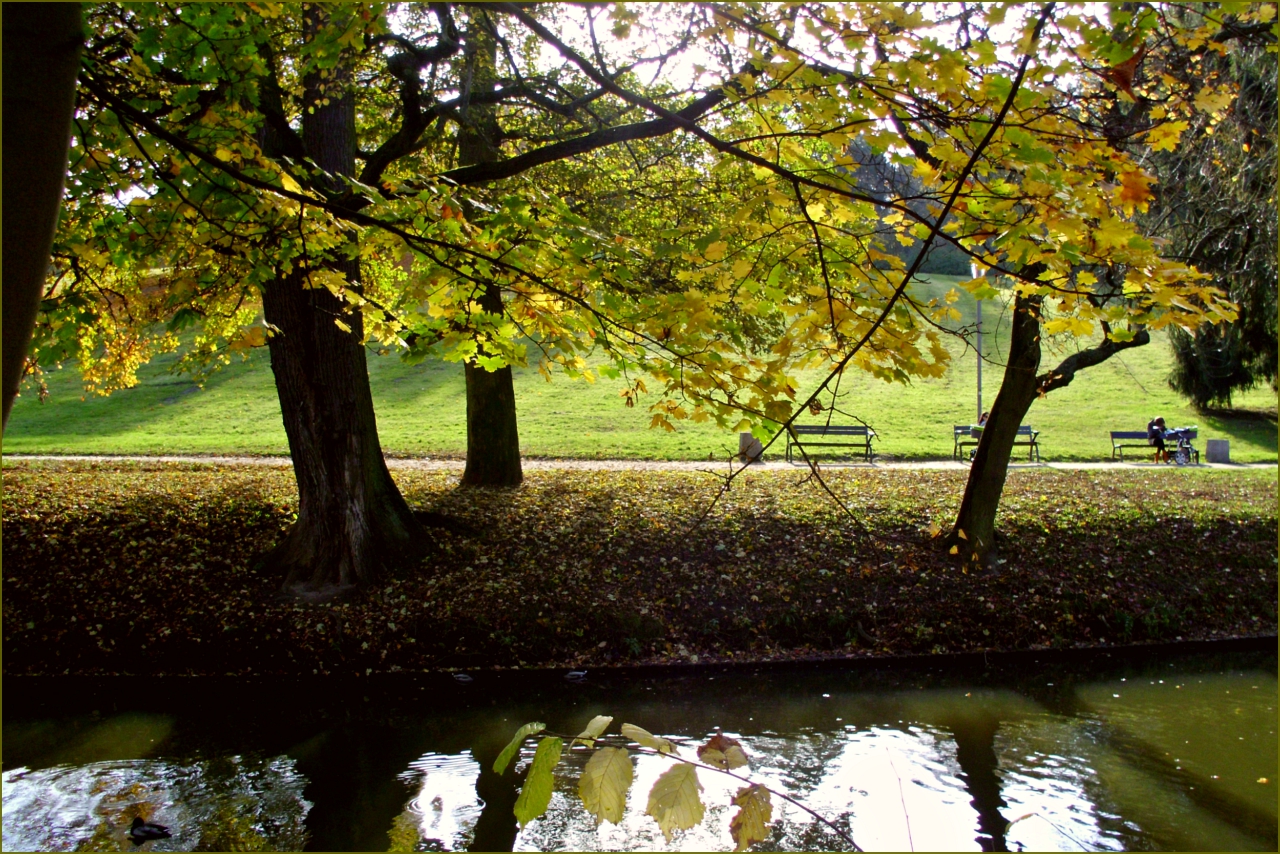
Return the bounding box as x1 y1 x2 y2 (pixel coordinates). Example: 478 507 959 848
41 2 1250 424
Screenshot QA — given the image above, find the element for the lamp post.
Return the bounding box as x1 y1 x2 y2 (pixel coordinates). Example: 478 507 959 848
972 263 984 423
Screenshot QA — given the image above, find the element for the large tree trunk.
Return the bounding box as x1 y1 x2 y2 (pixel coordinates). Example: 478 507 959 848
946 292 1043 566
262 264 424 600
457 12 522 486
262 10 424 599
2 3 82 431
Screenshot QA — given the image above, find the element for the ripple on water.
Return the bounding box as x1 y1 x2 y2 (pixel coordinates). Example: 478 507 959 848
2 754 311 852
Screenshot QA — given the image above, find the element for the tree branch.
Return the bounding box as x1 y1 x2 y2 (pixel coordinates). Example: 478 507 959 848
1037 327 1151 394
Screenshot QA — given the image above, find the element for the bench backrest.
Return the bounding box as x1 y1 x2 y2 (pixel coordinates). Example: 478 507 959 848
956 424 1034 435
791 424 872 436
1111 431 1148 441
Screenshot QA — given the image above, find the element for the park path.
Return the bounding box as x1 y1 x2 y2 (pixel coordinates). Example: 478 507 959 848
4 453 1272 472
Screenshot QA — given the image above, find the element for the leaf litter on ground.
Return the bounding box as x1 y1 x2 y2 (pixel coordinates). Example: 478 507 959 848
2 460 1275 676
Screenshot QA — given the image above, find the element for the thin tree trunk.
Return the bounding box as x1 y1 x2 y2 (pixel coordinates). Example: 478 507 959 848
946 291 1043 566
462 283 522 486
458 10 522 486
2 3 82 430
261 9 424 599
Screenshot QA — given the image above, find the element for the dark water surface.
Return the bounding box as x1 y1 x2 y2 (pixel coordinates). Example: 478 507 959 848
3 640 1275 852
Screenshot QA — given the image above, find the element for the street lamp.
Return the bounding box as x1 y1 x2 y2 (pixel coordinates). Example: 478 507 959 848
972 262 984 423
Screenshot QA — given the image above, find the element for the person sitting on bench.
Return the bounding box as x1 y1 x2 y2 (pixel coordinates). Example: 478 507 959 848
1147 416 1168 463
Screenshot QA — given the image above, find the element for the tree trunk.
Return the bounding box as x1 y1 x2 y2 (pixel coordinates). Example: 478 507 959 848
261 9 424 599
462 284 523 487
262 264 424 600
2 3 82 430
946 291 1043 566
457 11 523 486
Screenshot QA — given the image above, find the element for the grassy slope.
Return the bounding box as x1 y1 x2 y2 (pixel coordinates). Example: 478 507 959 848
4 276 1276 460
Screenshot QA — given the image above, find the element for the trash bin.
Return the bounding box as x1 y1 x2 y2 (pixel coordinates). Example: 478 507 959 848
1205 438 1230 464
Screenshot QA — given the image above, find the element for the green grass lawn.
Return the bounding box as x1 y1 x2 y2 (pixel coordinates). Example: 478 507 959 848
4 276 1276 461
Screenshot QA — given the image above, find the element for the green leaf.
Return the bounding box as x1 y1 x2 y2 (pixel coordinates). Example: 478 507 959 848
513 736 563 827
579 746 633 825
729 784 773 851
646 763 704 842
493 722 545 774
572 714 614 748
621 722 678 755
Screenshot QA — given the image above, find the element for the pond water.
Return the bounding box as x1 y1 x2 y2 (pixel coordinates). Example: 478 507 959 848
3 641 1274 852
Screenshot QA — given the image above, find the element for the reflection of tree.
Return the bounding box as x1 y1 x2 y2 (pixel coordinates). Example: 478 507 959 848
948 716 1009 852
1 756 309 852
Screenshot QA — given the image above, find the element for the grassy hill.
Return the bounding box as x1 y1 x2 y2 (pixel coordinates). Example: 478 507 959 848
4 276 1275 461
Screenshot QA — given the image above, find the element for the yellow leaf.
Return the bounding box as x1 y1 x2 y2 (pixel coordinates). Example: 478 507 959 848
697 734 750 770
1115 169 1154 213
703 241 728 262
621 723 678 755
1193 86 1234 114
646 764 704 842
227 327 259 352
572 715 614 749
1145 120 1188 152
730 784 773 852
579 747 633 826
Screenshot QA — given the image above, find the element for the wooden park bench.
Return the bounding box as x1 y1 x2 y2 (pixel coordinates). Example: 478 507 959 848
1111 428 1199 463
785 424 876 464
1110 430 1152 462
953 424 1041 462
953 425 979 461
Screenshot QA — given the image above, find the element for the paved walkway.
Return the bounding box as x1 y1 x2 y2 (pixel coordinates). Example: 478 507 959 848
4 454 1273 472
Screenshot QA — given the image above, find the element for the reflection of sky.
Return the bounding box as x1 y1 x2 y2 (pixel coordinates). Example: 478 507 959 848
2 754 310 852
394 751 484 851
512 726 979 852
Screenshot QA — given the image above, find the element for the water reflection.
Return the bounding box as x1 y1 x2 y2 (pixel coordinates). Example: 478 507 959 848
2 646 1275 852
2 754 310 852
391 751 484 851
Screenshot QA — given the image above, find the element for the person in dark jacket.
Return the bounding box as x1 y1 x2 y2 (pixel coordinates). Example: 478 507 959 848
1147 416 1168 462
